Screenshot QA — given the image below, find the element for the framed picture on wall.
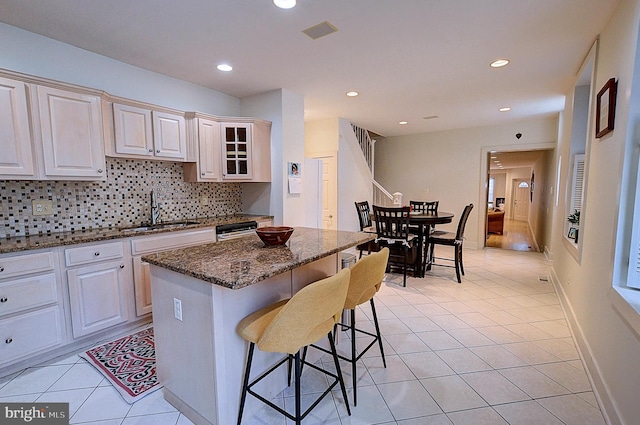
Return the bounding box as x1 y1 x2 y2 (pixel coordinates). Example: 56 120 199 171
568 227 579 242
530 171 535 202
596 77 617 138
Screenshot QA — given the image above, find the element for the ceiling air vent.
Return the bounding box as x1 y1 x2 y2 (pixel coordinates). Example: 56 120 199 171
303 21 338 40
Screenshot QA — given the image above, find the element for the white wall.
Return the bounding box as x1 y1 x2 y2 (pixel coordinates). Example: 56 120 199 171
375 117 558 249
241 89 305 226
0 23 240 117
305 118 372 231
551 0 640 423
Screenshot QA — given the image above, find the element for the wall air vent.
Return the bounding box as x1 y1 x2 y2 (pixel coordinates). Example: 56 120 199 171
302 21 338 40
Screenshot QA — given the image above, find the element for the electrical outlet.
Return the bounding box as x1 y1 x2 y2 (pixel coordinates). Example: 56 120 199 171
32 199 53 216
200 195 209 206
173 298 183 321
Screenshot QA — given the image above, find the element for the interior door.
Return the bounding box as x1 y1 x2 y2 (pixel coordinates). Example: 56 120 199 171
319 156 337 230
513 179 530 221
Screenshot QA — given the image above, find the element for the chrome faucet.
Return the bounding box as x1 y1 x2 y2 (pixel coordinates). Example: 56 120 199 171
150 189 161 225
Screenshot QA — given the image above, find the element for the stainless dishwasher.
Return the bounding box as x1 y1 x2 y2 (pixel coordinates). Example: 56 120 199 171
215 221 258 240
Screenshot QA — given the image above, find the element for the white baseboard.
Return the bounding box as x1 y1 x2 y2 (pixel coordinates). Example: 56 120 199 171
550 268 622 425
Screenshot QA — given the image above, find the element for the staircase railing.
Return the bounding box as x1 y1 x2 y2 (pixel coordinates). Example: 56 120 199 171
351 123 374 172
373 180 395 207
350 123 396 207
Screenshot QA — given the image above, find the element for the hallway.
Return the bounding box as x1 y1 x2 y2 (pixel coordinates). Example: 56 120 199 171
486 219 537 252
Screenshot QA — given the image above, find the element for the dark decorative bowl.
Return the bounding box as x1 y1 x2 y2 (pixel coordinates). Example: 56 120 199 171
256 226 294 246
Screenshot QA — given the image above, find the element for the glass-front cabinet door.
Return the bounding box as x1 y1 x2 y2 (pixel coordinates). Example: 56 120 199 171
221 122 252 179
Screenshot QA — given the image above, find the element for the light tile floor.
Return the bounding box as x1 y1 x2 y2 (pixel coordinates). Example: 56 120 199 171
0 247 607 425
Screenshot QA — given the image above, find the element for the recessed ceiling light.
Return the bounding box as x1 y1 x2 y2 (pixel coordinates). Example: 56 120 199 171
217 64 233 72
273 0 296 9
399 121 408 125
346 91 359 97
490 59 510 68
499 107 511 112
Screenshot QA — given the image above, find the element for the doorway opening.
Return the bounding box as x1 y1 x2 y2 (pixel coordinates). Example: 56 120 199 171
484 149 553 252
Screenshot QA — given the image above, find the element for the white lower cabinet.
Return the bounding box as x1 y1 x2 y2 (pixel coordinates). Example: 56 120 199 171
64 242 130 338
0 307 64 366
130 228 216 317
0 250 65 369
67 260 129 338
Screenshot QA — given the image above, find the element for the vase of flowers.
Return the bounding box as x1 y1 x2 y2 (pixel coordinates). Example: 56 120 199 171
567 210 580 226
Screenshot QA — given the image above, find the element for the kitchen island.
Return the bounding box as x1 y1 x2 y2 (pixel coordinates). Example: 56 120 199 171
143 227 374 425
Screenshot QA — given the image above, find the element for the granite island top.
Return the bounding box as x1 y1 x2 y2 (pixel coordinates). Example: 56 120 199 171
142 227 375 290
0 214 271 254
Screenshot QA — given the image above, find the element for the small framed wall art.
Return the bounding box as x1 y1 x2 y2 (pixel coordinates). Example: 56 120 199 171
568 227 579 243
595 77 618 138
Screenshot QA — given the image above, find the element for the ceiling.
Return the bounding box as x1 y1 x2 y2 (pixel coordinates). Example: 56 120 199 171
489 150 548 171
0 0 619 139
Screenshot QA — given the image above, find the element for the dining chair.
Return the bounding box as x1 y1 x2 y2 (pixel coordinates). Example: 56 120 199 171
409 200 440 268
427 203 474 283
409 200 438 214
355 201 379 258
425 200 439 214
236 268 352 425
373 205 418 286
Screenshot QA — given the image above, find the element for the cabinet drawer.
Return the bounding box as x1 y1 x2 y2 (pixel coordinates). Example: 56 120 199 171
0 306 64 366
0 251 55 280
131 228 215 256
65 241 124 267
0 273 58 318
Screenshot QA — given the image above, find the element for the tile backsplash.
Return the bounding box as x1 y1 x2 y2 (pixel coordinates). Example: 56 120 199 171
0 158 243 238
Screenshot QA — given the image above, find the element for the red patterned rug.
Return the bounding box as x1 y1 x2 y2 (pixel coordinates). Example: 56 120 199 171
79 327 160 403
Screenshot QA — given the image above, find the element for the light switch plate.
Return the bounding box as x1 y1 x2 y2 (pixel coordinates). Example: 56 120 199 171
32 199 53 216
173 298 183 321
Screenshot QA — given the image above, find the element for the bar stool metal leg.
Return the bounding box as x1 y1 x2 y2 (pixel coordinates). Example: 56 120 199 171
237 343 255 425
370 298 386 368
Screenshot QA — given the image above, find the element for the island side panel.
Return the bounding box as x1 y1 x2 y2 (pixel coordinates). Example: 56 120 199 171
215 253 339 424
149 266 217 425
150 264 293 425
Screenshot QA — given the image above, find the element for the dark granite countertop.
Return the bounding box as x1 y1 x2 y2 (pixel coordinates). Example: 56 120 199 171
0 214 272 254
142 227 375 290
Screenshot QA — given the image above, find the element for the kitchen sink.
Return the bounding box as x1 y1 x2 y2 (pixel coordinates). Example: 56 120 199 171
120 221 201 233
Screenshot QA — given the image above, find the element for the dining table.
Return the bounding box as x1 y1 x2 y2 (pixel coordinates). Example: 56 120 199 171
408 210 454 277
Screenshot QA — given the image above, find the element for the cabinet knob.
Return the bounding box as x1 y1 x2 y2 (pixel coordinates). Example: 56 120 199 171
5 338 12 344
156 150 160 153
94 252 100 256
120 264 125 269
148 149 153 153
98 169 103 173
0 267 3 272
202 173 205 176
0 297 7 303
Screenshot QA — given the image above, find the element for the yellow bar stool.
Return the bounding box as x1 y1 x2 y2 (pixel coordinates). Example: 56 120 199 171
313 248 390 406
340 247 389 406
236 268 352 425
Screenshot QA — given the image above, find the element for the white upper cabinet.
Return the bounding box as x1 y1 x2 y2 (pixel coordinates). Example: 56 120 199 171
152 111 186 159
0 76 35 178
221 122 253 180
183 116 221 182
36 86 106 179
0 73 106 181
112 103 153 156
109 100 186 161
184 117 270 183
